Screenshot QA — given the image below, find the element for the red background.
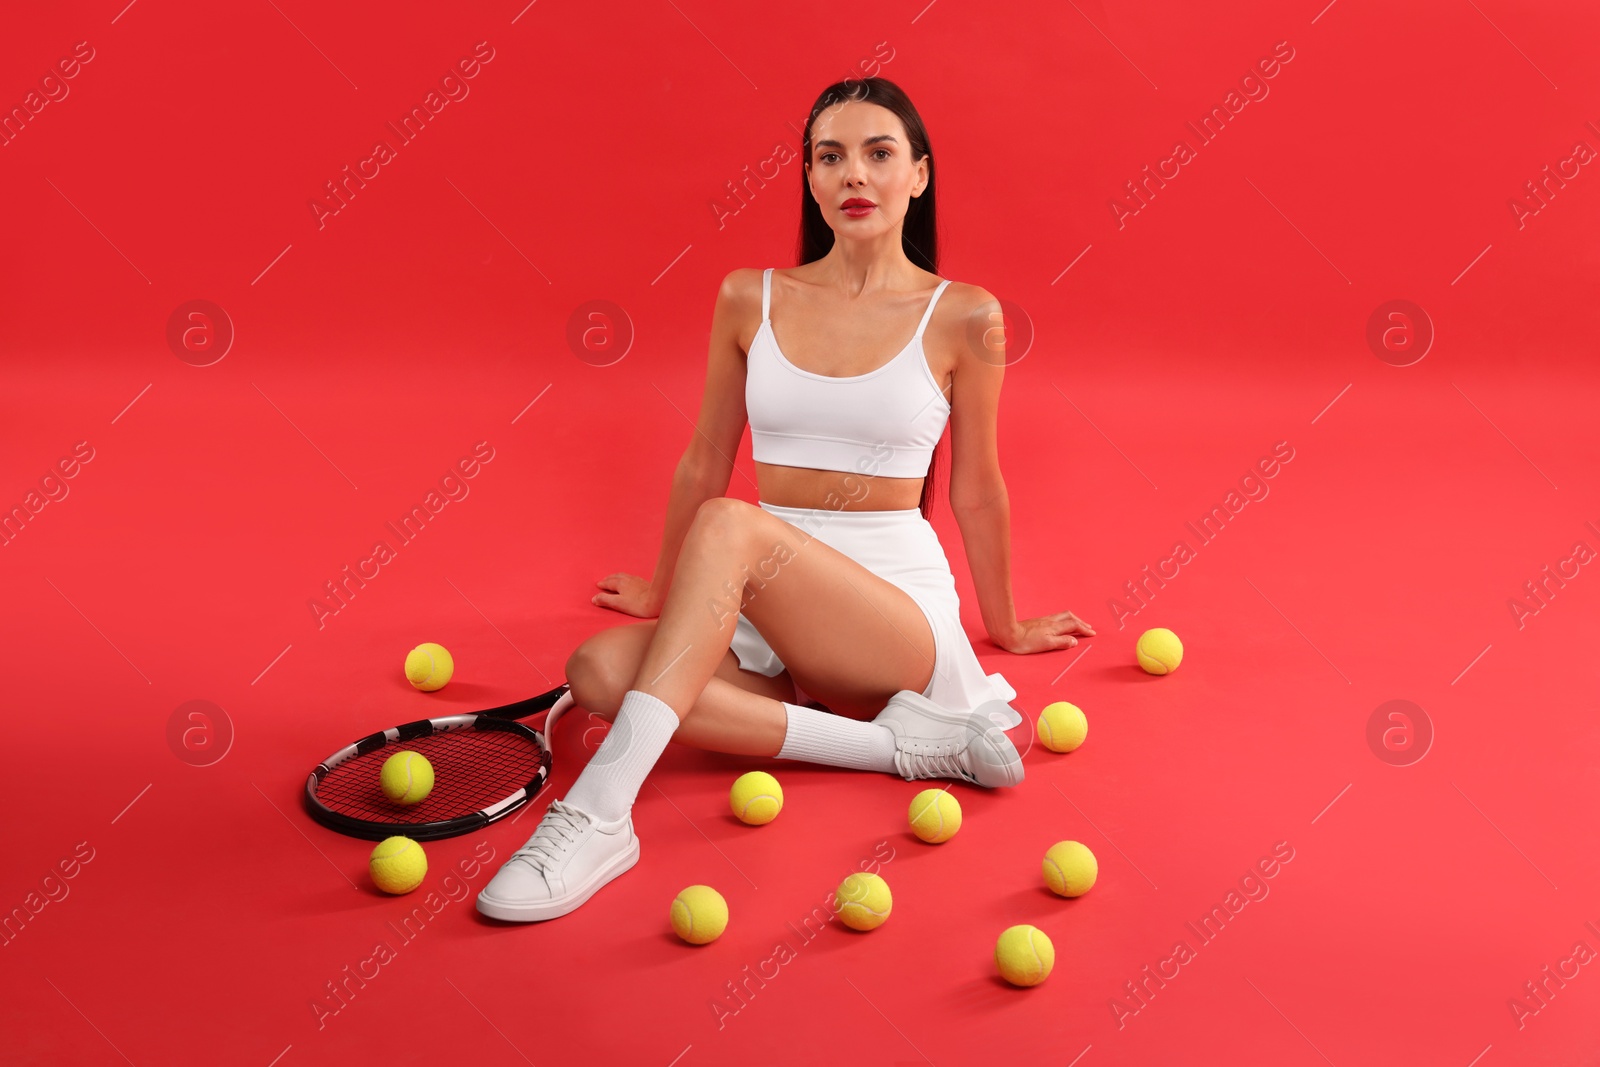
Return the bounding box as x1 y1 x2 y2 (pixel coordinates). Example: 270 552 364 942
3 1 1598 1064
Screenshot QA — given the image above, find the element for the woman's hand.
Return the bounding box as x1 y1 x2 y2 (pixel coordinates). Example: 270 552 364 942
994 611 1096 654
592 572 660 618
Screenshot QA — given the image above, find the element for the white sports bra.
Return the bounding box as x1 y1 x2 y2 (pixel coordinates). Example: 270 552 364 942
745 267 953 480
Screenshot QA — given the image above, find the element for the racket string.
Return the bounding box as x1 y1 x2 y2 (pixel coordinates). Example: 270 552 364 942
314 728 544 826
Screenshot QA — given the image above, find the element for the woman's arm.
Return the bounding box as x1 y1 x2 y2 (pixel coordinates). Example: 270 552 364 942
952 482 1019 645
641 456 731 613
946 287 1094 653
945 288 1020 644
628 270 759 615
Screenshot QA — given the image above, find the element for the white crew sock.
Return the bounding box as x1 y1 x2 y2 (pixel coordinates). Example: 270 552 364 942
563 689 681 822
775 702 898 774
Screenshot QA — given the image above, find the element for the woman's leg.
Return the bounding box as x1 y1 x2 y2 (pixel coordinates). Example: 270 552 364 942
556 497 939 820
570 497 1023 796
565 619 798 757
477 498 1018 922
634 496 938 716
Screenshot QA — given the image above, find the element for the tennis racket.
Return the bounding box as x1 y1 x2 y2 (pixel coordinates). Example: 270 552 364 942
303 682 574 841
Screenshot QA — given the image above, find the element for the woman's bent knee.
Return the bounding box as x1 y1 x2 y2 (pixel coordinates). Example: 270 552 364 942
565 630 640 718
694 496 750 523
688 496 761 551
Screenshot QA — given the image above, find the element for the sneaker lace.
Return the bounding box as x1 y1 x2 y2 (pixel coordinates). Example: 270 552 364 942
510 800 590 870
894 746 976 783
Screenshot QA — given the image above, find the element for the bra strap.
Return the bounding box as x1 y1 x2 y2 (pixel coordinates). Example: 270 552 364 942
914 279 952 340
761 268 772 322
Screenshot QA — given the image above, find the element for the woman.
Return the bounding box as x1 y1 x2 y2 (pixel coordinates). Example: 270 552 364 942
477 77 1095 923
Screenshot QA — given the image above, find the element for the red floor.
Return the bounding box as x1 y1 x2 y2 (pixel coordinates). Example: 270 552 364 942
4 2 1599 1065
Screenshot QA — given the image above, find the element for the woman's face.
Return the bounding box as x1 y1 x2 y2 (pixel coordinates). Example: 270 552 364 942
805 101 927 239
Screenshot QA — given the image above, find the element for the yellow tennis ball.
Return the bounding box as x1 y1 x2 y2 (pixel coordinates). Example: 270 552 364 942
1037 702 1088 752
369 836 427 894
670 885 729 944
1136 627 1182 674
729 771 783 825
379 750 434 805
908 788 962 843
405 642 454 691
995 924 1055 986
835 872 892 931
1043 840 1098 897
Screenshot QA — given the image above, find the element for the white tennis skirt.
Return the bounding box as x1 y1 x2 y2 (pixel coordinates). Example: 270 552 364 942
728 500 1019 721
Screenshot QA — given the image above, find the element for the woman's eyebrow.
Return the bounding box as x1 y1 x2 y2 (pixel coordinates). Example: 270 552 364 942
814 134 900 149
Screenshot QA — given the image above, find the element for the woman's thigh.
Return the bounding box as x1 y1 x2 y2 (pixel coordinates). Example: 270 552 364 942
569 619 797 718
726 504 936 719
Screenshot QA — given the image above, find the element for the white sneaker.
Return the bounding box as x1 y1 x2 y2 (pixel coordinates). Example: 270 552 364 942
873 690 1025 788
475 799 640 922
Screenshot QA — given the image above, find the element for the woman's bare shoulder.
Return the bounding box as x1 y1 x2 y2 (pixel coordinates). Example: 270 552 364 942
714 268 768 354
716 266 766 303
929 280 1001 355
940 278 998 315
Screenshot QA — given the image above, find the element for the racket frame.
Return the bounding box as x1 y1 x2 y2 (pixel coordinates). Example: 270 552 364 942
302 685 571 842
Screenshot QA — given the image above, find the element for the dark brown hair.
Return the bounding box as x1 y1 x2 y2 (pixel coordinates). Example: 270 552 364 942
795 77 944 520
